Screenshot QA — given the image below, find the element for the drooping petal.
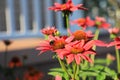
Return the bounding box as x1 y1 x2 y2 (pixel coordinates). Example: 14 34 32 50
67 28 73 35
55 49 70 59
107 41 116 47
86 16 95 26
54 3 61 7
83 51 96 55
102 23 111 29
83 55 93 63
66 54 74 64
36 47 51 51
75 54 81 64
115 41 120 45
65 35 74 43
94 40 108 47
70 7 78 11
38 41 50 46
38 50 48 55
83 40 94 50
79 40 85 47
77 4 88 10
79 54 86 60
86 30 94 38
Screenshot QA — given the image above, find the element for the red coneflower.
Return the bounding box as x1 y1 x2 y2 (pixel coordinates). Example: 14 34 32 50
49 0 87 12
8 56 22 68
23 67 44 80
108 27 119 35
36 35 74 57
41 27 58 36
70 16 95 29
95 16 110 29
57 40 96 64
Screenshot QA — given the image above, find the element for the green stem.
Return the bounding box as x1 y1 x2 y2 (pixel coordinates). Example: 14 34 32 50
57 57 71 78
44 35 48 40
72 63 80 80
73 63 77 80
75 65 79 80
91 29 100 66
65 14 69 29
115 46 120 73
93 29 100 49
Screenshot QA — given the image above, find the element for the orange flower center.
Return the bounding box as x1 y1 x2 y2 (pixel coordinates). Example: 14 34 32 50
46 29 56 35
71 47 84 54
61 4 67 10
51 40 65 50
73 30 87 41
78 18 86 24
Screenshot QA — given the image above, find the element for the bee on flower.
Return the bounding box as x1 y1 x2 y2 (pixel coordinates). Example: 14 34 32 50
36 35 74 58
41 27 59 36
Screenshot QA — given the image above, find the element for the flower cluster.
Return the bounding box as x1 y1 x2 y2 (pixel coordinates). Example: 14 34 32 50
8 56 22 68
23 66 44 80
37 29 99 65
71 16 110 29
36 0 120 80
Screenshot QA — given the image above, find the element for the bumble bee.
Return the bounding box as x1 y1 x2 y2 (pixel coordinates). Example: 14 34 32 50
49 40 55 45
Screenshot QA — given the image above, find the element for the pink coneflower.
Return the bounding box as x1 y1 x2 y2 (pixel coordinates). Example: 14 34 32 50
49 0 87 12
86 30 94 38
95 16 110 29
70 16 95 29
57 40 96 64
72 30 88 41
67 30 94 41
108 27 119 35
41 27 58 36
36 35 74 56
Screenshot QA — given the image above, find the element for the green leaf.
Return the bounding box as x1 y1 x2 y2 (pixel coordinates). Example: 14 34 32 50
50 68 64 72
48 72 63 77
96 74 106 80
95 59 106 64
79 71 98 77
63 73 70 80
110 34 117 39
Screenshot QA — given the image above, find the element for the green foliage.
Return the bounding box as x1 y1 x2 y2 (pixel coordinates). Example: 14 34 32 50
48 64 117 80
48 68 70 80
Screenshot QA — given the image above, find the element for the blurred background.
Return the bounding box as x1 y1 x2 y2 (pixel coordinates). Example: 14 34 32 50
0 0 120 80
